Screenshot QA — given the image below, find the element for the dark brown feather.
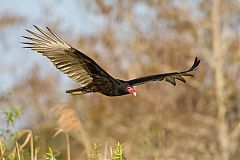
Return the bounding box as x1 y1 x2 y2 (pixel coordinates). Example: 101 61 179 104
22 26 118 95
127 57 200 86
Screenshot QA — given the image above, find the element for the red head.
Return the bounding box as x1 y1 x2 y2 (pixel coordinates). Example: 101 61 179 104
126 85 136 96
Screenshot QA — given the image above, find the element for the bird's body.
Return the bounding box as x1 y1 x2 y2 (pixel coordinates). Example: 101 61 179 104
22 26 200 97
67 79 129 96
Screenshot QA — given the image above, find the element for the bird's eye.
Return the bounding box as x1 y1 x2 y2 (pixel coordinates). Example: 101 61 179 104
127 86 133 92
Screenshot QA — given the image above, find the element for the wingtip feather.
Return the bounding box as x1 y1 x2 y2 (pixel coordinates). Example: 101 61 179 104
25 29 32 34
188 57 200 71
33 25 39 30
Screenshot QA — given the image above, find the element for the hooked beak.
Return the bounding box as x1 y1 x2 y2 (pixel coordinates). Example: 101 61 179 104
133 91 137 96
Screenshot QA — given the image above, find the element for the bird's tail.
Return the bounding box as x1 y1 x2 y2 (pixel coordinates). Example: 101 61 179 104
66 88 88 95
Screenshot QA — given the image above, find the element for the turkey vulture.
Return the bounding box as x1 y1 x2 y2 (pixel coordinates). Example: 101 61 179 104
22 26 200 97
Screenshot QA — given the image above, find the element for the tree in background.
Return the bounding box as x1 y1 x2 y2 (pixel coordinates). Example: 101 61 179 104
0 0 240 159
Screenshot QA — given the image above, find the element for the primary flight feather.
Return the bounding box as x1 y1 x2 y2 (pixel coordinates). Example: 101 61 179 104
22 26 200 97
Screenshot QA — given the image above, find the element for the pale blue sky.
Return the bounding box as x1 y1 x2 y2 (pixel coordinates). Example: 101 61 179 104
0 0 108 92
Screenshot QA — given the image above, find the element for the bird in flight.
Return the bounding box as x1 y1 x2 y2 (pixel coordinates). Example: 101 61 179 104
22 26 200 97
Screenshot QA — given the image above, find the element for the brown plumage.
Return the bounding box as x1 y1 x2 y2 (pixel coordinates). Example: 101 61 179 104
22 25 200 97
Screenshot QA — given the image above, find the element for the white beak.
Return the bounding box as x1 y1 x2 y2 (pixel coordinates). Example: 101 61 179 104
133 92 137 96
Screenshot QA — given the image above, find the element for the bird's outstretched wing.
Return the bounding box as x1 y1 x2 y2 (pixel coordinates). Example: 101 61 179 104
22 25 115 87
127 57 200 86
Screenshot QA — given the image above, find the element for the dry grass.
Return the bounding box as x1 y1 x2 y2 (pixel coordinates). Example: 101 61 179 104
53 104 91 159
1 0 240 159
